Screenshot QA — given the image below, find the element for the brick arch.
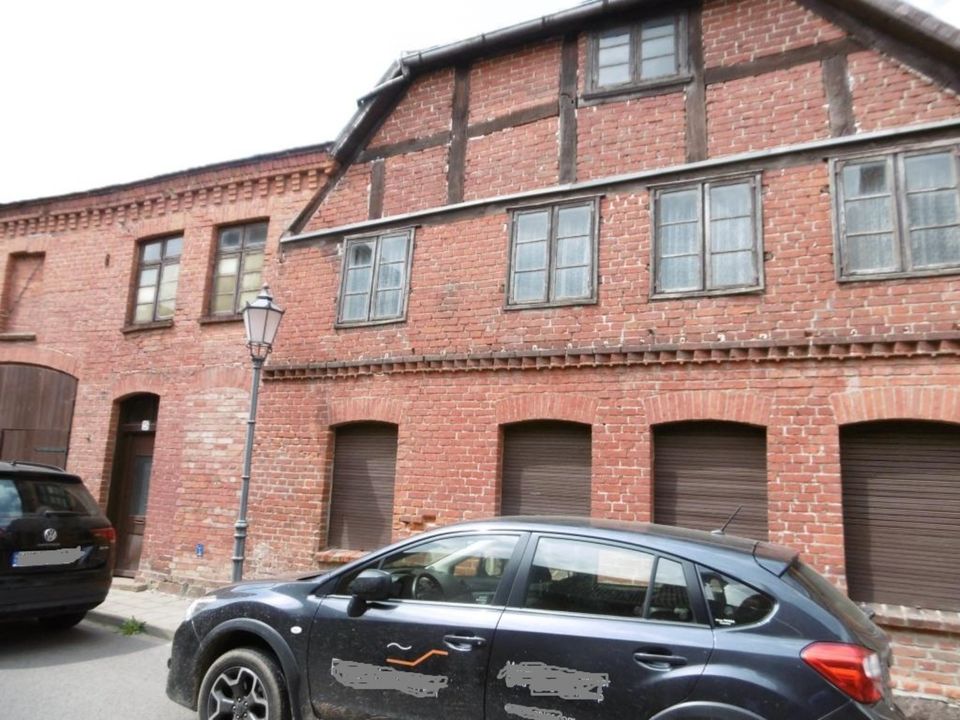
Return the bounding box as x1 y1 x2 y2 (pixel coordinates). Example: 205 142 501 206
495 394 599 426
111 374 168 401
831 387 960 426
327 398 404 427
0 346 80 378
644 391 771 427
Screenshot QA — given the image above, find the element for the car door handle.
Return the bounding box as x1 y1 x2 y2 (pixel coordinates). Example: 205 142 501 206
633 651 688 668
443 634 487 651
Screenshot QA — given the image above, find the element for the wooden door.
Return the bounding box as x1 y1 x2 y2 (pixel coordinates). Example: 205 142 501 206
113 432 155 576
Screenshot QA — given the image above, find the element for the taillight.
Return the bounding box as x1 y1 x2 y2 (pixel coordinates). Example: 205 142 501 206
91 527 117 545
801 642 884 704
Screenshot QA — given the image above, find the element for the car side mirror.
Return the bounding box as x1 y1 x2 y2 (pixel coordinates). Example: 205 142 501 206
349 569 393 601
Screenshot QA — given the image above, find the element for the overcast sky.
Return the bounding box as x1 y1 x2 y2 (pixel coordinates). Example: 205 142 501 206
1 0 957 204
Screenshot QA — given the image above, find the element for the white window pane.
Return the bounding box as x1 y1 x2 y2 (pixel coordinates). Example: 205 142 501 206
642 17 675 39
379 234 408 263
238 289 258 308
712 250 755 287
376 263 404 291
156 300 175 320
845 233 898 273
164 237 183 258
641 35 675 62
218 256 239 276
245 224 267 247
659 222 699 256
557 205 591 238
659 255 701 292
219 228 242 250
346 266 373 293
711 217 754 252
515 240 547 271
513 270 547 303
660 190 698 223
341 293 369 322
134 304 154 323
516 211 549 242
142 241 162 263
241 271 262 292
907 190 959 229
598 64 631 86
911 226 960 268
904 153 955 191
554 267 589 299
557 235 591 267
374 289 402 318
212 294 235 314
158 281 178 304
641 55 676 79
598 42 629 67
243 251 264 272
843 162 888 197
599 30 630 49
710 183 751 219
215 276 237 297
347 241 374 268
137 286 156 305
139 267 159 288
845 197 893 234
161 263 180 283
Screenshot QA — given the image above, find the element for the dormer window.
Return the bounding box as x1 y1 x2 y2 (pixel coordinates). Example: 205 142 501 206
588 14 688 96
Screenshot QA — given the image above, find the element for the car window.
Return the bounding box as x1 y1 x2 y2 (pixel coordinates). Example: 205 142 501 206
0 477 99 529
524 537 695 621
337 533 520 605
699 567 775 627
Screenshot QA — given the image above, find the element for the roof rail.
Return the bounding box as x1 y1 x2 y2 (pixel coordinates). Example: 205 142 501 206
9 460 66 472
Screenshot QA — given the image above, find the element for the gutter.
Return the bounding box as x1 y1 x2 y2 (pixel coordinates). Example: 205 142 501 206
283 117 960 245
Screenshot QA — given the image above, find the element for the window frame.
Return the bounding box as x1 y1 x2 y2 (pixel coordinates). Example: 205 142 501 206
336 227 416 327
505 197 600 309
130 234 183 325
650 174 765 299
208 220 269 318
832 145 960 281
585 12 690 99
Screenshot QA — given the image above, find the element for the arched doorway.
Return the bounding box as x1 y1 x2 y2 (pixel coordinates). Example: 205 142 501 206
107 394 159 577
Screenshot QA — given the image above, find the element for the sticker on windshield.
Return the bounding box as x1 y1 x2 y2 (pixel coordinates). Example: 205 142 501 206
505 703 576 720
498 662 610 702
331 658 449 698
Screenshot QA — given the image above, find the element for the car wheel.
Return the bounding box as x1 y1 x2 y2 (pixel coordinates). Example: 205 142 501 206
38 611 87 630
198 648 289 720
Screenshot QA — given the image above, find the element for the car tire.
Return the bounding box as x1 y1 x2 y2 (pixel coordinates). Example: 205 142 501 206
198 647 289 720
38 611 87 630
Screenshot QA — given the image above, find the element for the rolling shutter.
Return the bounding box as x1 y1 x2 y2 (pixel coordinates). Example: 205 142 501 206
654 421 768 540
501 421 591 516
841 421 960 611
328 423 398 551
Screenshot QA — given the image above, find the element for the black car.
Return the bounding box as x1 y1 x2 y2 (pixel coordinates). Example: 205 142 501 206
167 517 905 720
0 460 115 629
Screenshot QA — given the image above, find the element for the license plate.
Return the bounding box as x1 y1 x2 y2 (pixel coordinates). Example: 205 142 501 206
11 547 83 567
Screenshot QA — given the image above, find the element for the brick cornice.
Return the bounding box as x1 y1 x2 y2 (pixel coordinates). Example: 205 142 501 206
265 332 960 382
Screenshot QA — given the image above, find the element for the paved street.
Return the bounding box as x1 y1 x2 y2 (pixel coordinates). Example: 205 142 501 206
0 618 193 720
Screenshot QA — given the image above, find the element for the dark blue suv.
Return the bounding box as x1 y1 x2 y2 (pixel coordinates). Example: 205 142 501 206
167 517 905 720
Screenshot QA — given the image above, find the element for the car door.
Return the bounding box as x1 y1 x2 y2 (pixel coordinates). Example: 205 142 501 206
486 534 715 720
308 532 526 720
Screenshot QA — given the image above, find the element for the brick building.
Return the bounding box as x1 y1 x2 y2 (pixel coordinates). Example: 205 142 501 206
2 0 960 707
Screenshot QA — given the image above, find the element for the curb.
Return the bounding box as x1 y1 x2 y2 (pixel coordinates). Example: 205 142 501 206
86 609 175 642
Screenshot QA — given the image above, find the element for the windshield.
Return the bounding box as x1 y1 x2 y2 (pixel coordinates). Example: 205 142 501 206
0 477 100 529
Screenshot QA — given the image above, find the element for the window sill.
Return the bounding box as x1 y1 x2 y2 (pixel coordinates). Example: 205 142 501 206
581 75 692 106
505 297 598 311
838 266 960 283
651 285 764 301
870 603 960 635
121 320 174 335
199 314 243 325
335 316 406 330
0 332 36 342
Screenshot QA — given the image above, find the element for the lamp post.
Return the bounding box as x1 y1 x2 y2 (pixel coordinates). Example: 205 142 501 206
233 284 284 582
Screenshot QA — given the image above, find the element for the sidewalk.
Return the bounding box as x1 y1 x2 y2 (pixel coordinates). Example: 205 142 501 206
86 578 195 641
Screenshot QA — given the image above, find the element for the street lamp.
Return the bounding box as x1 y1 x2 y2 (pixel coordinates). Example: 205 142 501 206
233 284 284 582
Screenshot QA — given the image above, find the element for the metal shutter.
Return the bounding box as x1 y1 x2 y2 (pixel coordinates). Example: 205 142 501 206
841 421 960 611
654 421 768 540
328 423 398 551
501 421 591 516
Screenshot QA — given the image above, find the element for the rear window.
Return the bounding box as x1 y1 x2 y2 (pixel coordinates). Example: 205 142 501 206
0 477 100 529
699 567 775 627
785 561 877 635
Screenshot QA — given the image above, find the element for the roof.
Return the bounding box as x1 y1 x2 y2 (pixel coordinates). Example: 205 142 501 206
0 460 75 478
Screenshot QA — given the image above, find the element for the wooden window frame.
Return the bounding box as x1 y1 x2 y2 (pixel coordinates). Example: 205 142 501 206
336 227 415 327
505 198 600 309
209 221 268 317
584 12 691 100
651 174 764 299
832 145 960 281
131 235 182 325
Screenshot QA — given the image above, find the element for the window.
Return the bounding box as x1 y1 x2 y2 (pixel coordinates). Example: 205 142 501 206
523 537 695 622
653 177 762 296
588 14 686 93
210 222 267 316
338 229 414 325
133 236 181 323
508 201 597 306
835 148 960 278
699 568 774 627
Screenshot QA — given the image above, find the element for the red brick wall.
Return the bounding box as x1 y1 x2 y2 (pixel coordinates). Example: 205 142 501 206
468 40 560 124
464 118 560 200
370 69 454 147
